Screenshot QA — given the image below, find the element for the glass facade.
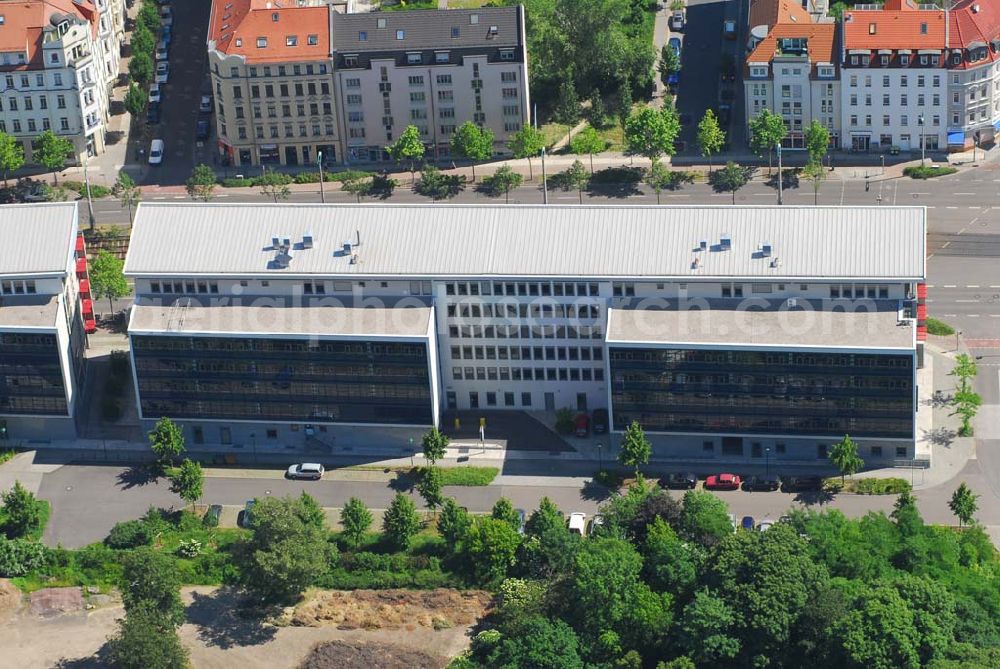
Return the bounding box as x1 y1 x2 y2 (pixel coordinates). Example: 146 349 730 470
132 335 433 425
0 333 68 415
610 347 914 439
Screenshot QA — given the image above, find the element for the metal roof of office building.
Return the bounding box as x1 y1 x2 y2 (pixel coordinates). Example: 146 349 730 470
124 204 926 281
331 7 522 52
0 203 78 278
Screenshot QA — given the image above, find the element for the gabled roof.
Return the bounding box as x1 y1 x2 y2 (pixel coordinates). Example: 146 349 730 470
330 7 521 52
747 22 837 65
749 0 810 31
842 6 946 51
0 0 99 70
208 0 329 63
124 204 927 281
0 203 78 278
949 0 1000 68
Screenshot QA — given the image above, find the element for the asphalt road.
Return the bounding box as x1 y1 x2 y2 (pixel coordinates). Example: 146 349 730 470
39 461 996 548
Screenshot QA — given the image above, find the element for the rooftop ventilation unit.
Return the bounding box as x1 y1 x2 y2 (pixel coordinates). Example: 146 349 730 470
272 236 281 249
719 234 732 251
343 241 353 255
761 243 772 257
303 231 313 249
699 240 707 251
770 257 781 268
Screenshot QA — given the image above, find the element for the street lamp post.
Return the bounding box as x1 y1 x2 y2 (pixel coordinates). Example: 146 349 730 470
776 142 783 205
540 147 548 205
250 432 257 464
918 115 925 167
409 436 414 467
597 443 603 472
765 446 771 478
317 151 326 203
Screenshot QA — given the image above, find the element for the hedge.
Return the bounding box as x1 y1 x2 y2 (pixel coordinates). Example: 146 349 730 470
926 317 955 336
903 165 958 179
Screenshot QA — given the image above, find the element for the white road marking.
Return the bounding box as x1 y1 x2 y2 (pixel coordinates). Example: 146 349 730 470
956 299 978 303
967 285 981 288
944 285 957 288
955 192 976 195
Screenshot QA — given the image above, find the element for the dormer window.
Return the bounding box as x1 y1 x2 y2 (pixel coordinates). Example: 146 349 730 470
850 55 859 66
880 55 889 66
271 12 278 21
452 27 460 38
235 37 242 47
919 55 928 65
396 30 405 40
900 54 909 65
307 34 318 45
256 37 267 48
920 22 927 34
953 53 961 64
470 13 479 24
869 23 876 35
359 31 367 41
286 35 297 46
931 55 939 65
407 52 421 64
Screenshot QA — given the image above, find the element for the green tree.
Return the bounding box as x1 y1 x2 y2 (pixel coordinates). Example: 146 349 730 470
168 459 203 510
88 249 129 313
561 159 590 203
803 159 825 205
138 1 161 33
185 164 217 202
491 497 521 532
485 615 584 669
804 119 830 166
120 548 184 627
711 161 750 204
677 588 741 665
570 126 605 172
257 169 292 203
0 131 24 186
949 482 979 528
624 106 681 160
645 159 672 204
131 22 154 58
421 426 449 465
482 165 523 203
748 108 786 174
553 80 581 130
33 130 73 184
128 51 154 86
382 492 421 550
124 82 147 118
112 171 141 225
834 584 921 669
106 602 189 669
147 417 185 468
1 481 42 539
339 497 373 547
450 121 495 181
416 466 445 513
298 491 325 531
507 125 545 180
615 78 633 133
386 124 425 183
524 497 564 537
697 109 726 172
414 164 466 199
238 495 332 604
679 490 732 545
340 172 372 202
642 517 700 597
950 353 978 393
952 387 982 437
659 44 681 80
617 420 651 478
829 434 864 483
437 498 472 548
463 516 522 582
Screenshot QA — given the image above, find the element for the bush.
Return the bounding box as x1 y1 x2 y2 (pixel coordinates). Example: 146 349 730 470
851 478 912 495
554 408 575 435
202 506 220 528
927 317 955 336
0 537 47 577
62 181 110 198
331 169 374 183
220 177 256 188
105 519 152 549
903 165 958 179
438 467 499 486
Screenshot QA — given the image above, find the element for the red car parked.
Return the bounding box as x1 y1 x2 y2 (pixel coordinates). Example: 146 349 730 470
705 473 742 490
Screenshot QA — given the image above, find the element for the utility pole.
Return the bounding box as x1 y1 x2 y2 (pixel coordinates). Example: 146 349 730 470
83 153 96 231
919 115 926 167
776 142 783 205
317 151 326 203
540 147 548 205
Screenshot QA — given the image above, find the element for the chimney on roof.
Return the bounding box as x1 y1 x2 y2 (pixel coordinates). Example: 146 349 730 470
973 3 980 13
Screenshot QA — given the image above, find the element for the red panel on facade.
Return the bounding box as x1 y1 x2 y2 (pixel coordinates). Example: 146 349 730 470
917 283 927 299
75 234 85 255
75 257 87 277
84 318 97 334
917 304 927 319
78 278 90 297
81 299 93 315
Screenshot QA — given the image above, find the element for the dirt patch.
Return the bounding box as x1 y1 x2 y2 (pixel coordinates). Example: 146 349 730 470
298 640 446 669
290 589 492 631
0 579 22 622
29 587 83 617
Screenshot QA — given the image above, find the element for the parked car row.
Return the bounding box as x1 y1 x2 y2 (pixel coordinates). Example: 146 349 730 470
660 472 826 493
730 513 789 533
572 408 608 437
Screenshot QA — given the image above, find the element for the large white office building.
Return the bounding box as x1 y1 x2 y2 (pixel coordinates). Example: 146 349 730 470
0 203 92 441
124 204 927 465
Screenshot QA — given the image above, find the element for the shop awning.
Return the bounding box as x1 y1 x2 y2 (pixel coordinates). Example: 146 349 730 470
948 131 966 145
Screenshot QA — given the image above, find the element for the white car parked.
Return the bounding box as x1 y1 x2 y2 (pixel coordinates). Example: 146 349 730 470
155 61 169 84
148 139 164 165
286 463 325 481
148 83 161 103
567 512 587 536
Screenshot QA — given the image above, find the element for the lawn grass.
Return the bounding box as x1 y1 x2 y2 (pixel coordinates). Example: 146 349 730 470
447 0 490 6
823 477 912 495
927 317 955 336
539 123 569 149
438 466 499 486
903 165 958 179
380 0 437 10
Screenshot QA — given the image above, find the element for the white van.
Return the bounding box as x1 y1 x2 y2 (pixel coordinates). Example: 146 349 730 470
148 139 164 165
568 512 587 536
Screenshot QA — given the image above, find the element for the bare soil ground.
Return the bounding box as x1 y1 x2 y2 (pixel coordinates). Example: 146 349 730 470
0 585 486 669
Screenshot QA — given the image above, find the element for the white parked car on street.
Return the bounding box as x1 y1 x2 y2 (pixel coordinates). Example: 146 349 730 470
286 463 325 480
148 139 164 165
568 512 587 535
155 61 170 84
148 83 161 103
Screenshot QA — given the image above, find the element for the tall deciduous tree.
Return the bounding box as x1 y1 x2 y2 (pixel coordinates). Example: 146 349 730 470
482 164 523 203
382 492 421 550
257 169 292 202
1 481 42 539
507 125 545 181
697 109 726 172
677 589 741 664
949 482 979 528
33 130 73 184
128 51 154 86
168 458 203 510
463 516 522 582
645 160 672 204
88 249 129 313
828 434 864 483
147 417 185 468
950 353 978 393
120 548 185 627
185 164 217 202
417 466 445 513
624 106 681 160
421 426 449 465
0 132 25 186
340 497 373 547
659 44 681 80
112 171 141 225
748 109 786 174
450 121 495 181
570 126 605 172
562 159 590 203
804 119 830 166
711 161 750 204
106 602 189 669
124 83 147 117
553 80 581 130
952 388 982 437
386 124 425 183
238 495 332 603
618 420 652 478
491 497 521 532
437 497 472 547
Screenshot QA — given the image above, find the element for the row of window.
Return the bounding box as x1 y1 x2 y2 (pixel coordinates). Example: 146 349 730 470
132 336 426 357
147 279 433 295
447 303 600 319
239 102 333 118
140 398 431 425
1 72 66 89
140 379 429 400
849 73 942 88
451 345 604 362
447 324 604 340
849 114 939 128
136 358 427 380
452 366 605 383
610 410 912 439
445 281 602 297
0 280 38 296
610 349 913 370
0 93 70 113
849 93 940 107
231 81 329 100
847 53 940 68
228 62 324 79
0 395 68 415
